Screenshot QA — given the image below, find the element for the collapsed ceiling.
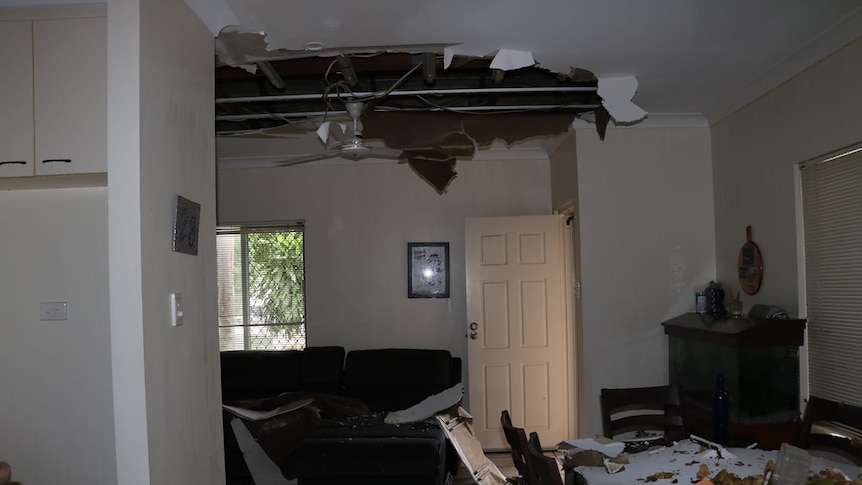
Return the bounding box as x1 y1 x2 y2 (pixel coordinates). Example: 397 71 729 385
214 39 633 193
215 50 604 136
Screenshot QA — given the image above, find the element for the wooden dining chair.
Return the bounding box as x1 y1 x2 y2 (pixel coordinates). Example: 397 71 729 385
501 410 540 485
600 384 687 442
798 395 862 466
526 432 564 485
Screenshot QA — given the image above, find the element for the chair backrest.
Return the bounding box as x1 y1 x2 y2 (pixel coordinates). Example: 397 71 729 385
526 432 563 485
600 384 687 442
501 410 539 485
798 395 862 466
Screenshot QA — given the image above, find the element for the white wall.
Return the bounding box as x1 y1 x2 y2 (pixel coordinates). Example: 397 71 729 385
0 188 116 484
712 36 862 315
574 125 715 437
109 0 221 483
217 157 553 383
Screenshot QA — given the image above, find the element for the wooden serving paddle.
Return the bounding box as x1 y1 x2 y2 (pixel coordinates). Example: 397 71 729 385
737 225 763 295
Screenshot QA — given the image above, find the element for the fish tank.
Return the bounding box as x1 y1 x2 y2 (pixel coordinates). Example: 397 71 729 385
663 313 805 425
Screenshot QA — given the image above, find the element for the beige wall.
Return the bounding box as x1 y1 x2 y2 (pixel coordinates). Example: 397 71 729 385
217 157 554 386
711 36 862 315
550 131 579 211
0 188 115 484
574 125 715 437
109 0 221 483
548 132 584 434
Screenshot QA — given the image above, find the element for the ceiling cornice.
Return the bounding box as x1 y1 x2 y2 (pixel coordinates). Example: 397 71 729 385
705 7 862 124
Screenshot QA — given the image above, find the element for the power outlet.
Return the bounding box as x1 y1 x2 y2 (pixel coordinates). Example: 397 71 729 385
40 302 68 321
170 293 184 327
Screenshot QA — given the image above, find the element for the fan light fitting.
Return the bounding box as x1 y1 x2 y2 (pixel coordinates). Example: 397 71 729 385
339 138 372 160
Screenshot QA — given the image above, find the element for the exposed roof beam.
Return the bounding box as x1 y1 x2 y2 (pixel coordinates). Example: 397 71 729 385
216 86 598 104
216 103 600 123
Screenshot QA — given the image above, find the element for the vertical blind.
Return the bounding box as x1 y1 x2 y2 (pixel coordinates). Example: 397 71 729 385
800 143 862 406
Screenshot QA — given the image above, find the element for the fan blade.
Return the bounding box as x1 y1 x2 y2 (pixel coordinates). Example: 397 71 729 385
275 151 340 167
367 146 405 160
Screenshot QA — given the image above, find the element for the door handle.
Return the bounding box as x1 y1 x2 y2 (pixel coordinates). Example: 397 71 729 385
469 322 478 339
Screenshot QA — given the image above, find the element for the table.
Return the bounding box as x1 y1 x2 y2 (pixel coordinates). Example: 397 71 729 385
567 440 862 485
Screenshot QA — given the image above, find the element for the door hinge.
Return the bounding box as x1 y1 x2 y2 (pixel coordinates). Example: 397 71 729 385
574 281 582 298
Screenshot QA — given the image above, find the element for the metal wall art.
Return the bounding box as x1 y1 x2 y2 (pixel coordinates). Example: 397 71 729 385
172 195 201 255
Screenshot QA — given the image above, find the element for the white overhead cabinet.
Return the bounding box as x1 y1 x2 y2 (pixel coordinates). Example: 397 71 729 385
0 12 106 185
34 16 107 176
0 21 34 177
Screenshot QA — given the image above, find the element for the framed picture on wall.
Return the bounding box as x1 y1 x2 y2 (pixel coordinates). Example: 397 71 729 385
407 242 450 298
172 195 201 255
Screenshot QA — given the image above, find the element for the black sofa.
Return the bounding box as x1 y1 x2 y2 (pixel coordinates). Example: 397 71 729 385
220 347 462 484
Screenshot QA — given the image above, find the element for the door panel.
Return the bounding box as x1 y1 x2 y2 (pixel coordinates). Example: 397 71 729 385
466 215 570 450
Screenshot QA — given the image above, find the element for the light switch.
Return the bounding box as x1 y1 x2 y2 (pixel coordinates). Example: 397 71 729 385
170 293 184 326
40 302 68 321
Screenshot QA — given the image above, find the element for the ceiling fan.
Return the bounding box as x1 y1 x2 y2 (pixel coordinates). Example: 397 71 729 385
276 100 404 167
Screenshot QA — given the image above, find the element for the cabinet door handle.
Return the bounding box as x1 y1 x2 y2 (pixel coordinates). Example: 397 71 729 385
42 159 72 164
0 161 27 166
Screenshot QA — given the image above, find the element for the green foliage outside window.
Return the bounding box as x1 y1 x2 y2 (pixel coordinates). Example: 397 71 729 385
217 224 306 350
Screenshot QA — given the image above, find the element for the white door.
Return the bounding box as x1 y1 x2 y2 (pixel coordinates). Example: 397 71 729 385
465 215 571 450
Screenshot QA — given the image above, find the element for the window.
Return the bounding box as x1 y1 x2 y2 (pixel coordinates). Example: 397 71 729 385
800 142 862 405
217 223 306 351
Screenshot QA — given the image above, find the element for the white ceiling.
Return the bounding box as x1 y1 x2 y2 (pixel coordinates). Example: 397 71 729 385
193 0 862 123
5 0 859 121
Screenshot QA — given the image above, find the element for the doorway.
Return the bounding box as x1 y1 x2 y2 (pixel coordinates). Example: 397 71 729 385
464 214 578 449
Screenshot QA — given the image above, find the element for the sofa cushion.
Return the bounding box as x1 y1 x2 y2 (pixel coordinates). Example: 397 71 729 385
300 346 344 394
221 350 304 401
297 416 450 484
343 349 454 412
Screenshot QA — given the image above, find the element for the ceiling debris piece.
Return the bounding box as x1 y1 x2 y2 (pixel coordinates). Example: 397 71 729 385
405 157 458 195
597 76 647 124
315 122 347 144
460 112 576 146
375 111 578 193
436 405 509 485
443 44 500 69
569 67 597 82
215 29 453 66
489 49 536 71
594 105 611 140
362 111 576 150
215 30 268 68
385 383 464 424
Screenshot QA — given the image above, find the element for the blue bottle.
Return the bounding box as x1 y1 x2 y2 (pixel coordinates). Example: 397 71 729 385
712 374 729 445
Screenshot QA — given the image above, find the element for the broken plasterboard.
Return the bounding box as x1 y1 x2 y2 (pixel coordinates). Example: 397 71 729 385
385 383 464 424
223 397 315 421
597 76 647 124
436 406 509 485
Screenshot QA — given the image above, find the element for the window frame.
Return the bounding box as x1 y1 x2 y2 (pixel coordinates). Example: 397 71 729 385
216 221 306 351
798 141 862 406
